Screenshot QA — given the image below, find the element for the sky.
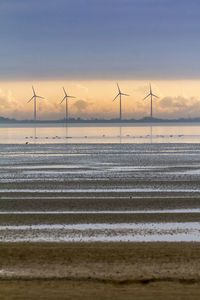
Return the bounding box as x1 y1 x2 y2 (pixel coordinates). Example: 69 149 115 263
1 0 200 119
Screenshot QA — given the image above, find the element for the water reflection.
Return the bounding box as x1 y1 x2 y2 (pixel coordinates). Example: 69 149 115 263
150 126 152 144
34 126 36 143
119 126 122 143
65 123 68 139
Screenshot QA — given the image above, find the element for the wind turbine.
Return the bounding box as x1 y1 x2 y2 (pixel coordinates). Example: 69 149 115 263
113 83 129 120
60 87 76 122
27 86 44 121
143 83 159 118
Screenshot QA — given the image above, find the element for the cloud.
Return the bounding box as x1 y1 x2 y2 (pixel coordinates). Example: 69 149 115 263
159 96 190 109
155 96 200 118
72 100 93 114
121 95 200 120
0 89 25 119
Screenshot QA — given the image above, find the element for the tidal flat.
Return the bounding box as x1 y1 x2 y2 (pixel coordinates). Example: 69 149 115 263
1 142 200 298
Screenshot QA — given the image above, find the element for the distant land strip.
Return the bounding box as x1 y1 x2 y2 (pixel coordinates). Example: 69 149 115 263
1 116 200 123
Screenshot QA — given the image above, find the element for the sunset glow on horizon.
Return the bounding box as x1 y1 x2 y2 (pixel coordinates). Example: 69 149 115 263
1 80 200 120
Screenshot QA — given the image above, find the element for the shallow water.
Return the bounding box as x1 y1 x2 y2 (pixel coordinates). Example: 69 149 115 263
1 122 200 143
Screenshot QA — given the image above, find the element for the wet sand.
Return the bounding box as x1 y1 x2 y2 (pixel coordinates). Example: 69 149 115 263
1 143 200 298
0 242 200 299
2 280 200 300
1 197 200 212
1 212 200 226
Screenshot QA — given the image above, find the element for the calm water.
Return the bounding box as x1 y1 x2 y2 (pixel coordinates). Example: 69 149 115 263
1 122 200 143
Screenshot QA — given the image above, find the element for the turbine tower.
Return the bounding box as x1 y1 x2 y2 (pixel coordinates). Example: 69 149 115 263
27 86 44 121
60 87 76 122
113 83 129 120
143 83 159 118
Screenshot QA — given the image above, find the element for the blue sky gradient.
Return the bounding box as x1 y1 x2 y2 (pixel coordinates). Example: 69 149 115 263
1 0 200 80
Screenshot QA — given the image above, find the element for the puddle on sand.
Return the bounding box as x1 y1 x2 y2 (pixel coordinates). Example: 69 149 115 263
0 222 200 242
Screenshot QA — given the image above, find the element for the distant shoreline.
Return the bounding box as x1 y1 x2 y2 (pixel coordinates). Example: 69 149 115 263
1 116 200 124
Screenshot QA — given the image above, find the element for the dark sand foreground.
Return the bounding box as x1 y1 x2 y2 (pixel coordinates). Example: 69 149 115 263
0 242 200 299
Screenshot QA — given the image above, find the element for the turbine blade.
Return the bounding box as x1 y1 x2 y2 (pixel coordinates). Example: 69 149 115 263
36 96 45 99
113 93 120 102
117 83 120 93
32 86 36 95
143 93 151 100
27 96 34 103
60 96 66 104
152 94 159 98
68 96 76 98
121 93 129 96
149 83 152 94
63 87 67 96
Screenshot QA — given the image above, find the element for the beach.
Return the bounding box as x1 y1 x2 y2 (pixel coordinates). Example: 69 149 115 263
1 132 200 298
